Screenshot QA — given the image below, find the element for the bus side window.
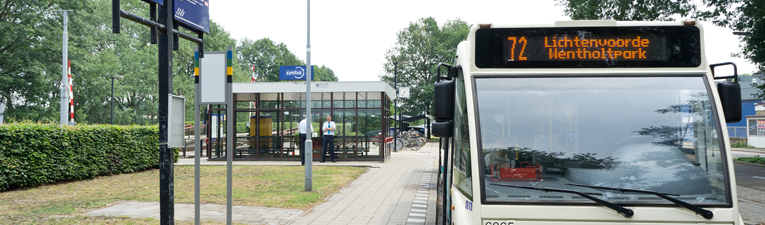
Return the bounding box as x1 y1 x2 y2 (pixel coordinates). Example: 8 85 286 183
452 72 473 199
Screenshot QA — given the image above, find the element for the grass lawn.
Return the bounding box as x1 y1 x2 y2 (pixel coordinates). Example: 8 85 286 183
0 165 366 224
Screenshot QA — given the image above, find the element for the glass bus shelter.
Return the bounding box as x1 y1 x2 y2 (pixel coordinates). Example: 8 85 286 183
205 81 395 162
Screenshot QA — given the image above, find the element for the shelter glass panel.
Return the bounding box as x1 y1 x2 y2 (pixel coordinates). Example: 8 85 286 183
214 86 391 161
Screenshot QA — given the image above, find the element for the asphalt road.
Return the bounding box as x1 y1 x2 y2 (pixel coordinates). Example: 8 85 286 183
733 156 765 224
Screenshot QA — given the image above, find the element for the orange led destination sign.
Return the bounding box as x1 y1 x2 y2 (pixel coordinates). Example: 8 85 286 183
475 26 701 68
505 36 660 62
542 36 650 60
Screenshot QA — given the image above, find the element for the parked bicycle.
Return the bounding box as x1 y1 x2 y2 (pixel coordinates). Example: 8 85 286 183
395 130 426 151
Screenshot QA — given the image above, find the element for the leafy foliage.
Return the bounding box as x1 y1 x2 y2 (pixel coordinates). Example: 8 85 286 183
237 38 338 82
735 155 765 165
0 123 163 191
0 0 88 121
556 0 696 21
381 17 470 117
0 0 338 125
730 141 754 148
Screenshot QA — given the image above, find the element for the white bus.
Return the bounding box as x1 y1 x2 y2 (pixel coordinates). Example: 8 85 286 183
431 21 745 225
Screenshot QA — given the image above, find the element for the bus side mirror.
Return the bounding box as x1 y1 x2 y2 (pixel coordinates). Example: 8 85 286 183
710 62 742 123
717 82 742 123
432 120 454 138
432 63 458 138
432 79 455 138
433 79 455 120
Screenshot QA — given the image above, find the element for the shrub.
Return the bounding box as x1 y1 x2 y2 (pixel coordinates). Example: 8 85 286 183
0 123 163 191
735 155 765 165
731 142 755 148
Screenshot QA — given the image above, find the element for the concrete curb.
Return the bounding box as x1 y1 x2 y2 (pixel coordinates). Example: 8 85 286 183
734 160 765 167
732 148 765 154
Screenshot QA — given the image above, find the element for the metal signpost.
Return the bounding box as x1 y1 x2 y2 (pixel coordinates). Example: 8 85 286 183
225 46 235 224
193 47 201 225
112 0 207 224
196 50 225 224
279 65 315 80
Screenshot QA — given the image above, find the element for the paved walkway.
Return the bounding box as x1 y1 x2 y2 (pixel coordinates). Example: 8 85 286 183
83 143 440 225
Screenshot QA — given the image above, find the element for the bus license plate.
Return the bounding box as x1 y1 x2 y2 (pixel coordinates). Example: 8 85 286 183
483 220 515 225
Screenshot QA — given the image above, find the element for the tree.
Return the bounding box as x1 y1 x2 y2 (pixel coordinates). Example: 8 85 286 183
0 0 88 121
237 38 303 82
1 0 334 124
380 17 470 117
0 0 246 125
314 65 338 81
237 37 338 82
556 0 696 21
67 0 158 125
75 1 244 125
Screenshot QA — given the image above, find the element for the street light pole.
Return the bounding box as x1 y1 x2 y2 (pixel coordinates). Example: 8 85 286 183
393 61 408 152
110 75 123 125
56 10 74 125
393 62 398 152
305 0 313 192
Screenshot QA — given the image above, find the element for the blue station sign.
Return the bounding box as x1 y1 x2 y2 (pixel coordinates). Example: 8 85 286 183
142 0 163 5
279 66 315 80
173 0 210 33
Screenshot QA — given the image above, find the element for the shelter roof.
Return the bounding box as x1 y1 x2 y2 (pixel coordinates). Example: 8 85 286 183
233 81 395 100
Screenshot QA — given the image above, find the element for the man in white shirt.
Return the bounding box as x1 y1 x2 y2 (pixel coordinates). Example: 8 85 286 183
298 116 312 165
321 115 336 162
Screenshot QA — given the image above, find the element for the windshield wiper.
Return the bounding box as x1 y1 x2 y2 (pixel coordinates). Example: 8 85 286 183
565 182 713 219
490 183 634 218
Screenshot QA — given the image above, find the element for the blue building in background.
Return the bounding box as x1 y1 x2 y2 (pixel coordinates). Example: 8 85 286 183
727 75 763 138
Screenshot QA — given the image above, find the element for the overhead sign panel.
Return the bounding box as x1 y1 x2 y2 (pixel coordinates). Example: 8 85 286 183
279 66 315 80
142 0 163 5
173 0 210 33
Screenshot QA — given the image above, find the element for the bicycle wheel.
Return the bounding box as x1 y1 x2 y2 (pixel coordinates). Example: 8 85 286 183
395 139 405 152
410 142 423 151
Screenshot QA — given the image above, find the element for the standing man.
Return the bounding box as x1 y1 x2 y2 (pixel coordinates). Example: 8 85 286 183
298 115 312 166
321 114 336 163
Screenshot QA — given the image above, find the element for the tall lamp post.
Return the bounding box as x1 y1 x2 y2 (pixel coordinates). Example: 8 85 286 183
393 61 408 152
110 75 123 125
0 102 5 124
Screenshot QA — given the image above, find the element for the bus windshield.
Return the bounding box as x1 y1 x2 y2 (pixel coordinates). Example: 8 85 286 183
475 76 729 205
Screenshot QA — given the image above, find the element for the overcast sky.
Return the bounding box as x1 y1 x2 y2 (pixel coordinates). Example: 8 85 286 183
208 0 757 81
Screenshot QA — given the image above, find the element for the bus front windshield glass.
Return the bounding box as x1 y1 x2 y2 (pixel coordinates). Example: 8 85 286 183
476 76 729 205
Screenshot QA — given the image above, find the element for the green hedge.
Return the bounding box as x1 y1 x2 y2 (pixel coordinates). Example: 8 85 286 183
735 155 765 165
0 123 162 191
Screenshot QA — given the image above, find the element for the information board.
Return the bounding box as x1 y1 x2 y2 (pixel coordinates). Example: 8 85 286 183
200 52 226 104
173 0 210 33
168 94 185 148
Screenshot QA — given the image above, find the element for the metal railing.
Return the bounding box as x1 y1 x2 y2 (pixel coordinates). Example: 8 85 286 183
728 126 747 138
